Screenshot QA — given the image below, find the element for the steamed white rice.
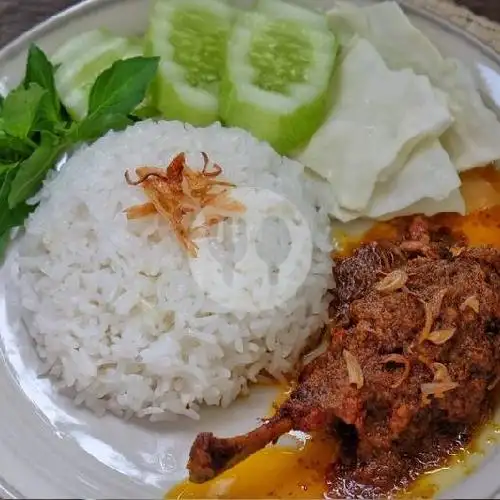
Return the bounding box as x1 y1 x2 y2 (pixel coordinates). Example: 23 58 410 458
10 120 333 420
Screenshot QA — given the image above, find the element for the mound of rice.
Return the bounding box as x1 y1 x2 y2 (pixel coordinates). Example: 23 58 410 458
10 120 333 420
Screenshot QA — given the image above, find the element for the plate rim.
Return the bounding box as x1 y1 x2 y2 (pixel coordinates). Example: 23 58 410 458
2 0 500 69
1 0 500 499
401 0 500 63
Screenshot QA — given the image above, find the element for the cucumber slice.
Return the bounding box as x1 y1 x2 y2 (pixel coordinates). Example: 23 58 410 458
257 0 329 31
53 30 143 120
220 0 337 155
145 0 234 126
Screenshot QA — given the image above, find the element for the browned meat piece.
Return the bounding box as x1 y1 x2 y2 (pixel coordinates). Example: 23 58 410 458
329 241 405 324
187 216 500 497
187 417 292 483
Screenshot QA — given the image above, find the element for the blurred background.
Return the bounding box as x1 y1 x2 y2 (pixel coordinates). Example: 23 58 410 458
0 0 498 48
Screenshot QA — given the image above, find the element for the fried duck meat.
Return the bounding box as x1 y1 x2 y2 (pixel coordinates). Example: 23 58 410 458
187 217 500 496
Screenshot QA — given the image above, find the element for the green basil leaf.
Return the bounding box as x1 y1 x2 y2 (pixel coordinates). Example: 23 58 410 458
0 203 35 235
87 57 159 119
24 44 61 124
0 169 12 197
132 104 160 121
0 168 29 258
33 93 67 134
0 131 33 161
2 83 47 139
0 162 36 235
8 132 64 208
0 169 16 232
0 162 18 177
0 231 10 261
69 113 132 144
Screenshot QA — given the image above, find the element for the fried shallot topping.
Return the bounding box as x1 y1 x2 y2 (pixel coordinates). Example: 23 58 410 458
427 328 456 345
381 354 410 389
488 375 500 391
421 362 458 405
124 152 245 257
343 349 364 389
418 288 448 343
374 269 408 293
460 295 480 314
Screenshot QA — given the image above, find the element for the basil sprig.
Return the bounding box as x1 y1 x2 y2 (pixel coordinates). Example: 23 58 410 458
0 44 159 259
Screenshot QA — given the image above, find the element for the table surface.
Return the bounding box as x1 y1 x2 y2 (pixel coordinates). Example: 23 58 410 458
0 0 499 49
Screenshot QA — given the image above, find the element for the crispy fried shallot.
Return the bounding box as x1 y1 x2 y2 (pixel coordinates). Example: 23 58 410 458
488 375 500 391
450 246 465 257
421 362 458 405
432 362 453 384
417 354 433 370
303 339 329 367
418 288 448 343
381 354 410 389
460 295 480 314
124 202 157 219
427 328 456 345
124 152 245 257
374 269 408 294
343 349 364 389
421 382 458 405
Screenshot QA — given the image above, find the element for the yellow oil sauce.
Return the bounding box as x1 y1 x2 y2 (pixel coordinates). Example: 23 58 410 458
167 393 500 500
168 431 338 499
400 424 500 499
167 166 500 500
338 165 500 251
167 387 500 500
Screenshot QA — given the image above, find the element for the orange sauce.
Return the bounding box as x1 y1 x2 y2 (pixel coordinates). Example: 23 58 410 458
167 389 500 500
356 205 500 250
168 431 338 499
400 423 500 499
166 166 500 500
338 165 500 252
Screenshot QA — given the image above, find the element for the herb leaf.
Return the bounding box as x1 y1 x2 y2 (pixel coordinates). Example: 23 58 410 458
87 57 159 118
2 83 46 139
0 230 10 263
0 203 35 235
0 231 10 260
0 51 161 256
0 162 18 177
132 104 160 120
0 168 36 241
0 170 35 234
33 94 66 134
0 169 13 199
8 132 64 208
70 56 159 143
0 170 16 233
24 44 61 126
69 113 132 143
0 131 33 161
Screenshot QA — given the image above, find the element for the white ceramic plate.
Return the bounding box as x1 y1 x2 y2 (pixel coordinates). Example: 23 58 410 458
2 1 500 498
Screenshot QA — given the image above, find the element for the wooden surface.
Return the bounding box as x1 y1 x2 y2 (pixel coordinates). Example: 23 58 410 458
0 0 499 48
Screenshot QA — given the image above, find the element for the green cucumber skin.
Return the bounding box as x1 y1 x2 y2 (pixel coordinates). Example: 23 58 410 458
220 31 339 156
152 75 218 126
257 0 330 31
219 1 339 156
54 30 143 120
145 0 234 127
220 76 332 156
144 40 219 126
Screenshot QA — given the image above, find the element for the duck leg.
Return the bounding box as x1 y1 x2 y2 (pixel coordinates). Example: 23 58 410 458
187 415 293 483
